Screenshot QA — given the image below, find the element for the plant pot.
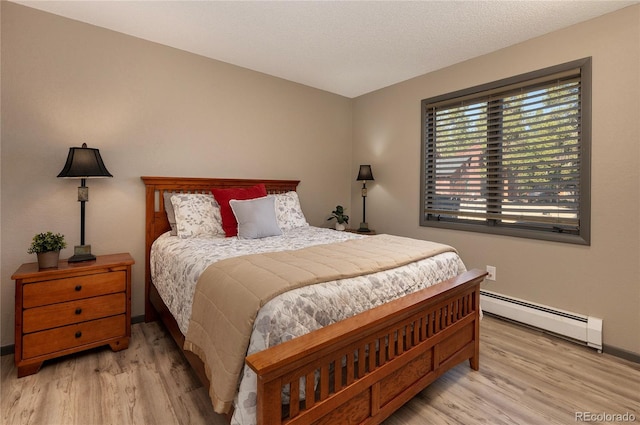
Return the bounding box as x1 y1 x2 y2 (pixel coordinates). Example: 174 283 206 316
37 251 60 269
335 223 346 231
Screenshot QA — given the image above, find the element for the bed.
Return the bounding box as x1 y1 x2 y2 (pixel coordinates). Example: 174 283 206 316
142 176 485 425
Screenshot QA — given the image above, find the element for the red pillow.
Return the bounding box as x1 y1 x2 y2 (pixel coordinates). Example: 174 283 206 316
211 184 268 236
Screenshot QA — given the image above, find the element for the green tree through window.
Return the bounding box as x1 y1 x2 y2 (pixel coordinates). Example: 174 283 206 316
421 58 591 244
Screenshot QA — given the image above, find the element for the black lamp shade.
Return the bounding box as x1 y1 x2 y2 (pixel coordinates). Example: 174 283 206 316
57 143 112 178
357 164 374 181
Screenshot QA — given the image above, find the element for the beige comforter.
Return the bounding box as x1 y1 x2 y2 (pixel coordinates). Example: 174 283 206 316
183 234 455 413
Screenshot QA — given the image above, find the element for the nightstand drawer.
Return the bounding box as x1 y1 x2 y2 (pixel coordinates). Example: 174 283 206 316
23 271 126 308
23 293 126 333
22 315 126 359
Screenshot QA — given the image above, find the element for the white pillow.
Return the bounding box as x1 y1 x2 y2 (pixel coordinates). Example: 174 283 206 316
272 191 309 230
163 191 179 236
230 196 282 239
170 193 224 238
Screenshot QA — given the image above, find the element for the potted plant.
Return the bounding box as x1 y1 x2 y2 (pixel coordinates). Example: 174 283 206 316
327 205 349 231
27 232 67 269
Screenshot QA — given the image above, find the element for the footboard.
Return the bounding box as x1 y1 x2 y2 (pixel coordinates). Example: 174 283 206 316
246 268 485 425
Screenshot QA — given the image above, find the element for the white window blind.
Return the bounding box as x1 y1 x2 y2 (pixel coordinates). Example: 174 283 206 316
421 58 591 244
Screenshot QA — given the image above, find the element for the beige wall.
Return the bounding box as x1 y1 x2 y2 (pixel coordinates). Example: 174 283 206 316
353 5 640 355
2 2 638 357
0 3 353 346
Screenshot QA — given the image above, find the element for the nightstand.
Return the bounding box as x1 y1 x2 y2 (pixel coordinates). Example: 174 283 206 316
12 253 134 377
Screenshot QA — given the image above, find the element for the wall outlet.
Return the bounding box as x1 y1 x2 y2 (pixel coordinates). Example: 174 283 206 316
486 265 496 281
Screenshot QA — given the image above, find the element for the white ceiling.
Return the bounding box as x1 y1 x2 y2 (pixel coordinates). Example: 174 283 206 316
14 0 638 98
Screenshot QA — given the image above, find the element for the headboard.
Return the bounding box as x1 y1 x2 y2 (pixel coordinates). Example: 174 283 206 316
141 176 300 320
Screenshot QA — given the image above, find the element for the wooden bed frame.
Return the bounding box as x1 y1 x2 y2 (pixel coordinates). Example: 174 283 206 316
142 176 485 425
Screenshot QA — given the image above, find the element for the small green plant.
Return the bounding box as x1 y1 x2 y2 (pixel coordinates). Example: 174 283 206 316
27 232 67 254
327 205 349 224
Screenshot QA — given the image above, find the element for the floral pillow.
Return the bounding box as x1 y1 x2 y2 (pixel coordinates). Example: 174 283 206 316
272 191 309 230
170 193 224 238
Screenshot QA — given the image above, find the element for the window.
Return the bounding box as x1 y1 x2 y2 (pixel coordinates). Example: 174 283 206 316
420 58 591 244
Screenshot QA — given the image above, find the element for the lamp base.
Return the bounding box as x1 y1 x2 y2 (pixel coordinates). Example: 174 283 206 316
68 245 96 263
358 222 372 233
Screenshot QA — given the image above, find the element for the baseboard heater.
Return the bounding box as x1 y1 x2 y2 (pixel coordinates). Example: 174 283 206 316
480 290 603 352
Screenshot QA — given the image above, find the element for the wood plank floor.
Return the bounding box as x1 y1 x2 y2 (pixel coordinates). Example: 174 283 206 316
2 316 638 425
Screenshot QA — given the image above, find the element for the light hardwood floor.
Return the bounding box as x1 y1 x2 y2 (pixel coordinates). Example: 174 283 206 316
2 316 638 425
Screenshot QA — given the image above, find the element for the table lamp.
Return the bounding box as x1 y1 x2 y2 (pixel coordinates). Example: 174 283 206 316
57 143 112 262
357 164 374 232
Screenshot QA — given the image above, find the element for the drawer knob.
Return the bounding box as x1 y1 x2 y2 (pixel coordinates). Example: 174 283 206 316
75 331 82 338
75 285 82 291
75 308 82 315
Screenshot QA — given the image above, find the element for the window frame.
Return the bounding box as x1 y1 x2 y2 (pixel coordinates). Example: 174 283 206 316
420 58 591 245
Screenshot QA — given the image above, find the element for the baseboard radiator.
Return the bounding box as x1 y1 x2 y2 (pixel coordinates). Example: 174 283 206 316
480 290 603 352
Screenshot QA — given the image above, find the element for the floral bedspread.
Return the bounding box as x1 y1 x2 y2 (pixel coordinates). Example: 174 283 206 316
150 227 364 334
150 227 466 425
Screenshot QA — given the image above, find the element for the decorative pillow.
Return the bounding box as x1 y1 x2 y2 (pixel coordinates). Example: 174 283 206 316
273 191 309 230
211 184 268 237
163 191 179 236
230 196 282 239
170 193 224 238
